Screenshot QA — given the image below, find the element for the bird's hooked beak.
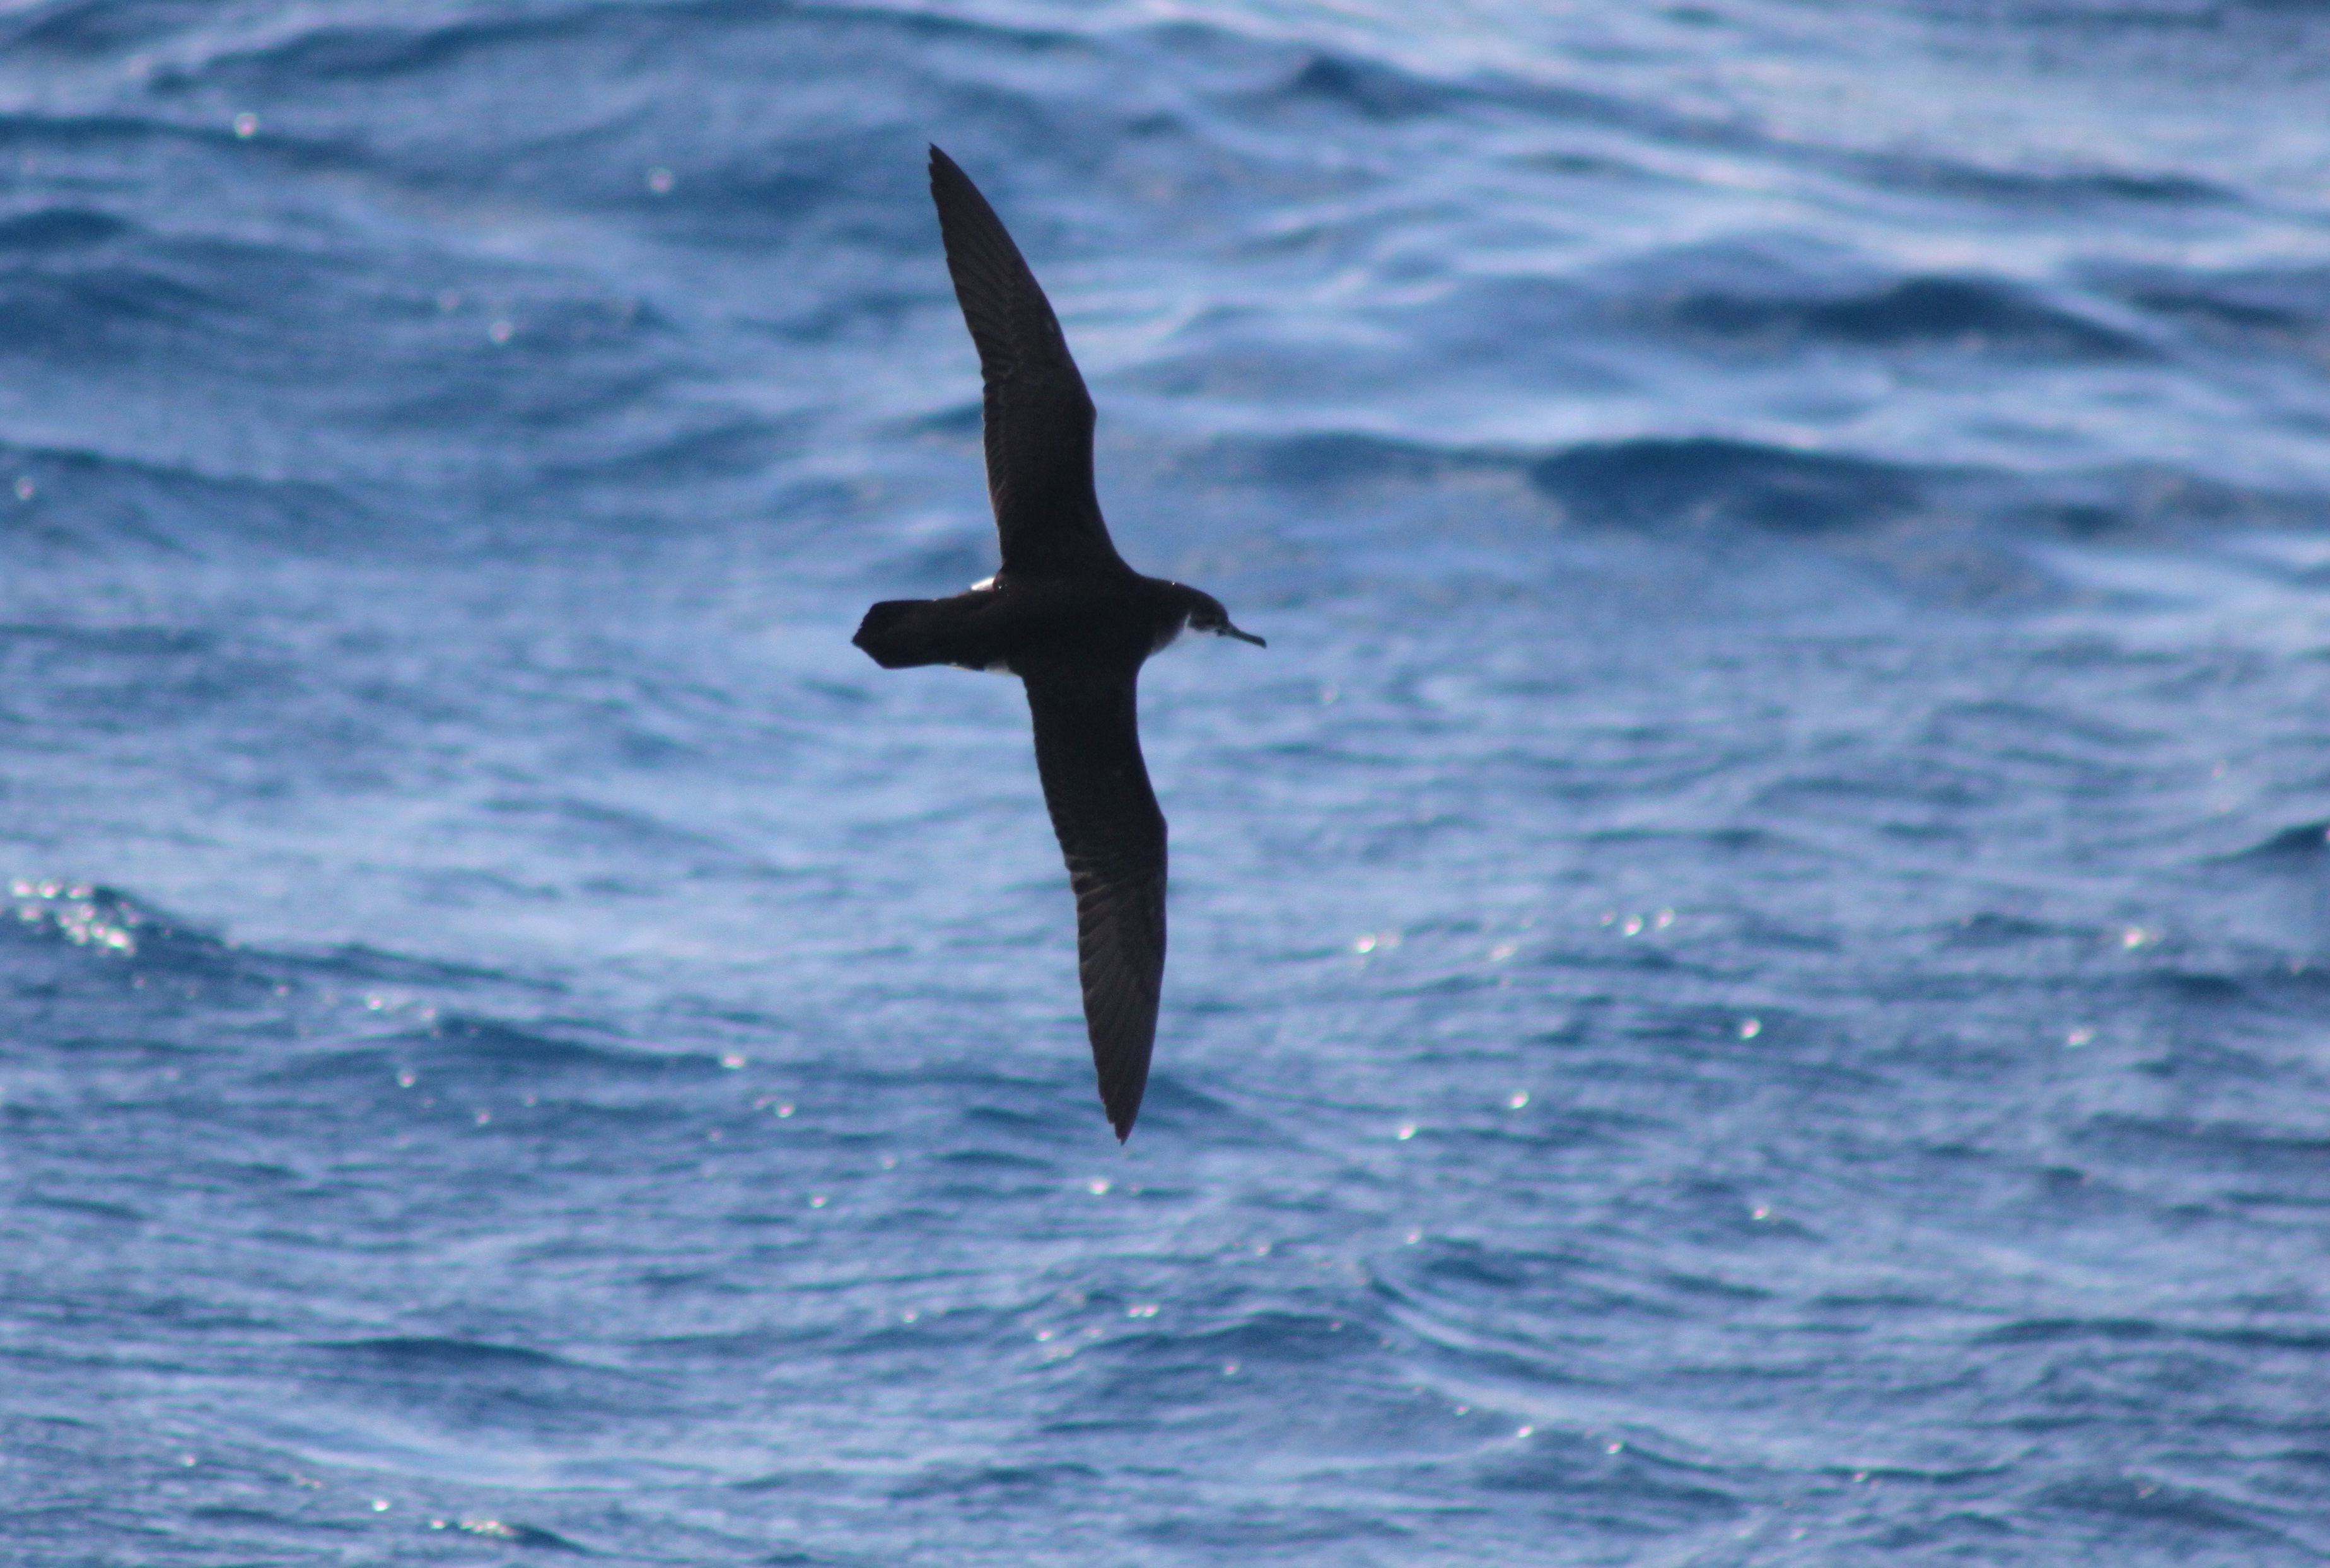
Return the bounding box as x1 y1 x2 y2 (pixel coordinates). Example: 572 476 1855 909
1220 624 1266 648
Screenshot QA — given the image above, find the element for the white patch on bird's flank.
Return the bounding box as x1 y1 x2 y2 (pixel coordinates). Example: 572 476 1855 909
969 576 996 591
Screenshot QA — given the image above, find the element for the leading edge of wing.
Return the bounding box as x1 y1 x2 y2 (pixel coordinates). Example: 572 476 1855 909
1021 665 1166 1139
927 146 1121 576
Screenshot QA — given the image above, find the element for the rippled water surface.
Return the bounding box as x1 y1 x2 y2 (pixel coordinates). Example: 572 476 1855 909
4 2 2330 1562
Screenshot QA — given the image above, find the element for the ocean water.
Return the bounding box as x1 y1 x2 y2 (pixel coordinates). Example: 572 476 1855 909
4 1 2330 1561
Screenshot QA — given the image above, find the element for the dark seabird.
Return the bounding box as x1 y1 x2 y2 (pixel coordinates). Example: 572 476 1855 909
853 147 1264 1142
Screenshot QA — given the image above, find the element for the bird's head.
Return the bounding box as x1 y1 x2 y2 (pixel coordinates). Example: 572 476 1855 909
1182 588 1266 648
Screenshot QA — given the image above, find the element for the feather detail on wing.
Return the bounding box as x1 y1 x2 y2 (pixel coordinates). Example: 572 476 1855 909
928 146 1124 578
1022 666 1165 1139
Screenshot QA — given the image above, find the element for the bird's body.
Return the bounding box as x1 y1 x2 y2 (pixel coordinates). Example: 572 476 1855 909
853 147 1262 1141
855 569 1218 677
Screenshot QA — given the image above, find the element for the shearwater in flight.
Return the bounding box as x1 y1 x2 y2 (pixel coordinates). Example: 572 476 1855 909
853 147 1265 1141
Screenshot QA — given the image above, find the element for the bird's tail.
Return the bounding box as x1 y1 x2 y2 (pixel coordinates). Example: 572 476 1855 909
853 599 970 670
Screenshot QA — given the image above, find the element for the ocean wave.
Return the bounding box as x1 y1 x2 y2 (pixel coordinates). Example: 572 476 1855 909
1657 275 2151 361
1533 437 1929 534
4 879 222 964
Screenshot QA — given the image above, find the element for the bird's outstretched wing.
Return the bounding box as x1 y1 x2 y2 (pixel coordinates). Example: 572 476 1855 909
1022 665 1165 1139
928 146 1124 578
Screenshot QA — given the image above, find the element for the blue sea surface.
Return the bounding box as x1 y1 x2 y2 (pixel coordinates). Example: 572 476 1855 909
4 1 2330 1561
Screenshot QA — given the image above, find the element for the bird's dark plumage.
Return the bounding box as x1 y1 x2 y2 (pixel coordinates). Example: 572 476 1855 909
853 147 1264 1141
927 146 1119 579
1023 666 1167 1132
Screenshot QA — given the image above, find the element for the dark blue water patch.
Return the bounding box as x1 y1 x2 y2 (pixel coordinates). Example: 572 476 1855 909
2194 1325 2330 1353
22 1190 148 1224
481 794 735 854
252 1021 693 1094
1275 52 1460 121
888 1460 1100 1502
1941 912 2079 948
0 251 226 363
1855 1509 2023 1557
1847 149 2234 212
176 3 1054 236
1531 438 1928 534
186 1502 356 1533
755 1547 885 1568
156 7 1039 240
2216 820 2330 865
1660 275 2150 361
1162 1308 1372 1370
1407 274 1635 381
2 1 225 56
301 1335 669 1439
1925 696 2165 754
1976 1311 2330 1361
1071 1313 1390 1415
317 1333 571 1370
2013 467 2330 537
1284 47 1823 161
0 620 215 665
0 440 371 555
206 12 604 86
1606 1174 1831 1249
2031 1472 2301 1555
2074 1114 2330 1179
440 1517 590 1551
2136 968 2254 1018
295 941 566 995
0 883 263 989
2138 956 2330 1031
1400 1236 1675 1317
1752 755 2003 815
871 530 998 595
1471 1433 1744 1530
1202 430 1482 494
1131 1506 1410 1550
2114 264 2330 342
1976 1316 2168 1347
1510 443 2322 596
0 207 133 252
